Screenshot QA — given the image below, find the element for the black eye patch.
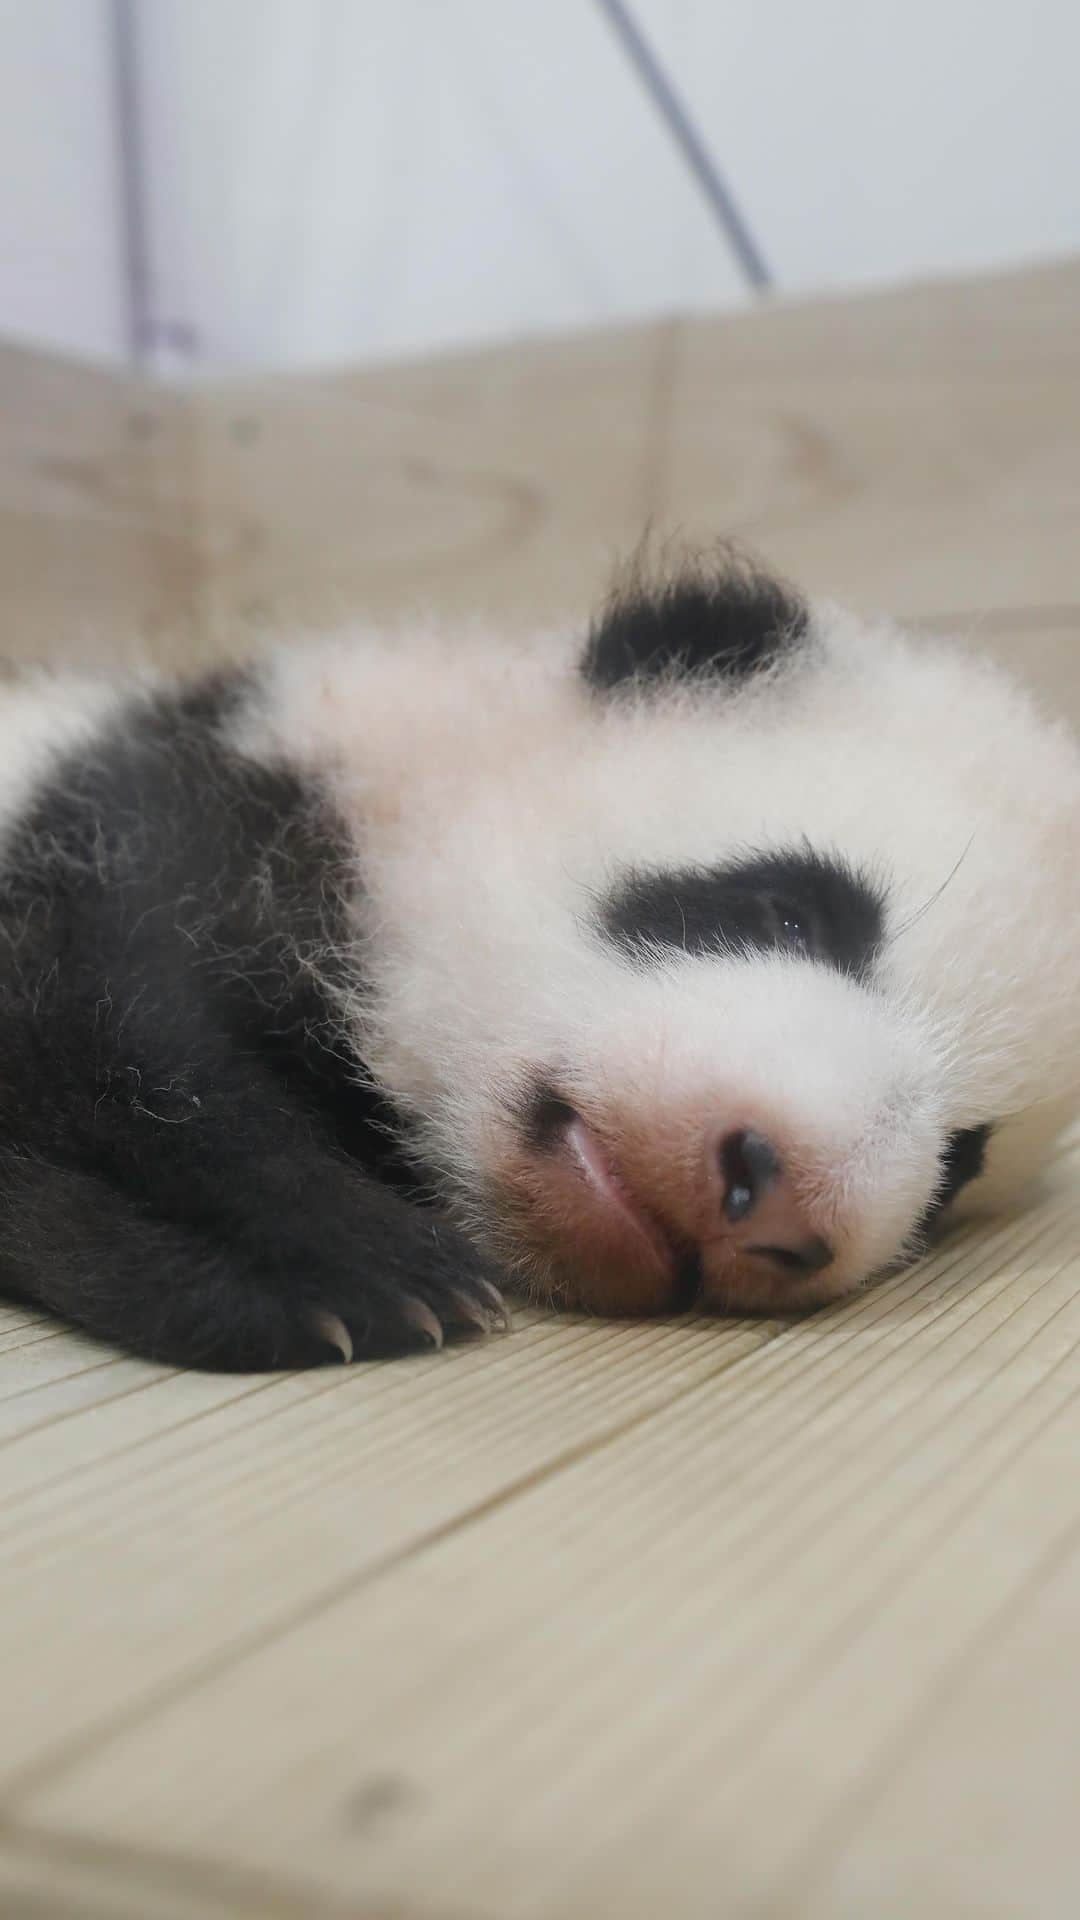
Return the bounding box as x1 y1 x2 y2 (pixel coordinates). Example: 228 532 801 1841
598 848 886 978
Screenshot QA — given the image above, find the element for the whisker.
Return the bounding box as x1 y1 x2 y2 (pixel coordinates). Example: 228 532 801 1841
891 833 976 940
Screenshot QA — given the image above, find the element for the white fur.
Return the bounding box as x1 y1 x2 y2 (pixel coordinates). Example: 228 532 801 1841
0 671 129 853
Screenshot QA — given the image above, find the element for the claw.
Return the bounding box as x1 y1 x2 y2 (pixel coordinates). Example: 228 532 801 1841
451 1281 510 1335
309 1308 354 1364
401 1295 445 1349
476 1275 511 1329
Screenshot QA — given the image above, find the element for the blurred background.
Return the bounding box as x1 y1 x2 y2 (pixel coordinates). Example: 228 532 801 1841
4 0 1079 374
1 0 1078 711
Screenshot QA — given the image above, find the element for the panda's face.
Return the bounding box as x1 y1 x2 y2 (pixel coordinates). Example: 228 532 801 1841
343 559 1080 1319
484 903 952 1319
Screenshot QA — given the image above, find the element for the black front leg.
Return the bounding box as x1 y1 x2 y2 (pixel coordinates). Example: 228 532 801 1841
0 1058 506 1369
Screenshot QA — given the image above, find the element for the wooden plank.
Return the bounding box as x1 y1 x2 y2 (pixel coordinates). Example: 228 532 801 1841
9 1144 1080 1918
0 1329 147 1407
3 265 1080 675
663 261 1080 620
186 318 672 644
0 346 207 670
0 1823 365 1920
0 1314 776 1793
0 1353 171 1447
798 1523 1080 1919
182 258 1080 654
0 1307 51 1337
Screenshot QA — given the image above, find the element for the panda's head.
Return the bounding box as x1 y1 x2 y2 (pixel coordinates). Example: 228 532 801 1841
353 558 1080 1318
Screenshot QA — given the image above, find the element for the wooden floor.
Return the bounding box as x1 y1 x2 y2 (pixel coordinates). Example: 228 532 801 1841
1 260 1079 1920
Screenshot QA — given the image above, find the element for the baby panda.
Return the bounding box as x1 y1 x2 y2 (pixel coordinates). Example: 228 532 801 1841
0 557 1077 1369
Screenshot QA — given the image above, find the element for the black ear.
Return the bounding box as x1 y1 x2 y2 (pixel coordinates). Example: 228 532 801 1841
918 1124 994 1236
581 556 808 693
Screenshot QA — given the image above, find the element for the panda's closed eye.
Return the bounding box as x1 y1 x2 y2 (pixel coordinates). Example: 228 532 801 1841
599 849 885 978
764 899 810 955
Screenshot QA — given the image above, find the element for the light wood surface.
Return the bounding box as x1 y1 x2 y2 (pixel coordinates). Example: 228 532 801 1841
0 260 1078 1920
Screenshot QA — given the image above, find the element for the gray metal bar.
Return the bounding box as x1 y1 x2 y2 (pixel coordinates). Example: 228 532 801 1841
593 0 773 293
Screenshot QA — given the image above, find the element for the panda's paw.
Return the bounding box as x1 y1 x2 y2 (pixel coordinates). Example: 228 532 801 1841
305 1219 510 1364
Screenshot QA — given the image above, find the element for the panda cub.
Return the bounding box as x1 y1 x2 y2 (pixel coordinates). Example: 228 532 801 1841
0 559 1077 1369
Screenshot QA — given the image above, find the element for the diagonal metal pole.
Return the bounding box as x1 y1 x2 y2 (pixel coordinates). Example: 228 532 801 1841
593 0 773 293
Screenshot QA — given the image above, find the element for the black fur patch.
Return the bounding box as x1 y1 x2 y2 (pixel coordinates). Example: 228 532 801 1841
581 560 808 692
918 1123 993 1236
0 680 502 1368
599 849 885 978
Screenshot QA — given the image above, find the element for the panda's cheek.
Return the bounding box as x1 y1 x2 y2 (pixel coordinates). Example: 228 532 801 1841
488 1126 683 1315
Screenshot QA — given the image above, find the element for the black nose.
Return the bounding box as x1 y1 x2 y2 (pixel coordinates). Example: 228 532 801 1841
720 1129 781 1222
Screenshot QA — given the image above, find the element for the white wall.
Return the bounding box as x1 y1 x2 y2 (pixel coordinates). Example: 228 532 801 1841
132 0 748 371
0 0 1078 371
0 0 126 361
638 0 1080 295
132 0 1080 370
